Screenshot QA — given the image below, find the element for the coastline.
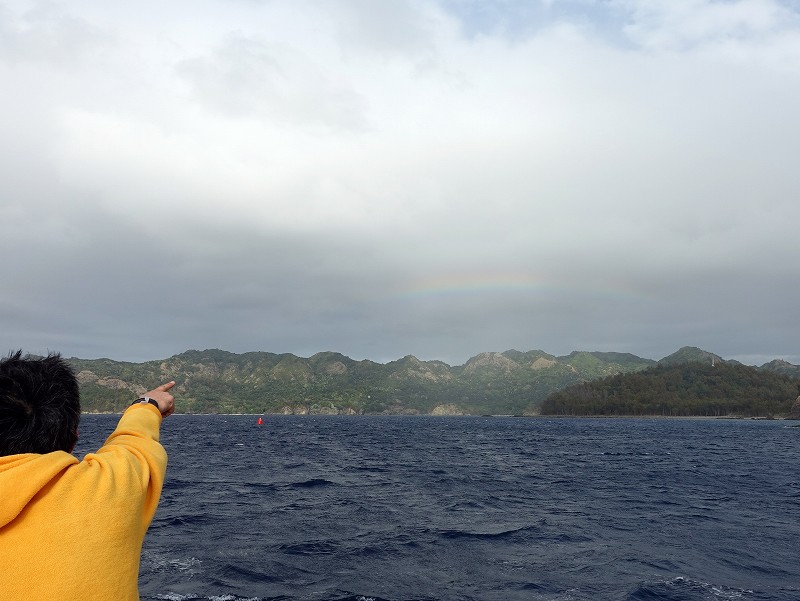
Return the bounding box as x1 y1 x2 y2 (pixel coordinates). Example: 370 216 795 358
81 411 795 420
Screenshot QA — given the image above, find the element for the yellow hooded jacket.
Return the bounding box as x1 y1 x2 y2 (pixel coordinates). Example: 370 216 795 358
0 403 167 601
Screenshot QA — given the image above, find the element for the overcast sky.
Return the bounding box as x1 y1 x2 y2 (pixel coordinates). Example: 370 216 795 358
2 0 799 367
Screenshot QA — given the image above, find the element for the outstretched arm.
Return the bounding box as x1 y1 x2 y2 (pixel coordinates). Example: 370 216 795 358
87 381 178 528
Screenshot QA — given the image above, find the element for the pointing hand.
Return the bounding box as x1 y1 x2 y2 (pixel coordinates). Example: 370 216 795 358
144 381 176 417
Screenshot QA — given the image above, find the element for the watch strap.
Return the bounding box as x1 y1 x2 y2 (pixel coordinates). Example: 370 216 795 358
133 397 160 410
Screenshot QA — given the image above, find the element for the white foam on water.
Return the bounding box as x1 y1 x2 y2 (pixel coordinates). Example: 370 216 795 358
156 593 261 601
143 551 202 576
668 576 754 600
171 557 202 573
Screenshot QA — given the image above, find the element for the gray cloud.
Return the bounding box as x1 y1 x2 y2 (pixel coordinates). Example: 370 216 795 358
2 0 799 366
325 0 438 58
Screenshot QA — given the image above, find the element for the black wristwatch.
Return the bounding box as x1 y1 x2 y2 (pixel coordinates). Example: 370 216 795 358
132 397 160 410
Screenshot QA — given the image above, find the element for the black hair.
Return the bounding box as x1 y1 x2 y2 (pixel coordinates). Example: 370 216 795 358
0 350 81 456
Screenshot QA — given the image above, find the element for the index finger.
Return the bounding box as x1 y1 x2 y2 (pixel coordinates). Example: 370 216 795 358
157 381 176 391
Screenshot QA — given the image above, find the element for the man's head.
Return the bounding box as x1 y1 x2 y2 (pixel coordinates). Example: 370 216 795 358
0 351 81 456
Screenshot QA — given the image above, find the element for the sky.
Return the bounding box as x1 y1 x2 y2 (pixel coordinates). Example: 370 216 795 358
2 0 799 367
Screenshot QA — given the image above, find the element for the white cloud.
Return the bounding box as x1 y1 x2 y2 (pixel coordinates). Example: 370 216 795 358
176 33 368 130
616 0 796 50
0 1 111 66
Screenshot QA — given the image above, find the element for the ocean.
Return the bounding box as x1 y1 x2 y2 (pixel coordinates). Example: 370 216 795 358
74 415 800 601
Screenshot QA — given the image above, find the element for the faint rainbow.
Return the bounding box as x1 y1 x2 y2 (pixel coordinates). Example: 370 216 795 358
386 273 559 301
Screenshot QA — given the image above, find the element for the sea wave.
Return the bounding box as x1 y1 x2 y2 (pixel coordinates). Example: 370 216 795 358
72 415 800 601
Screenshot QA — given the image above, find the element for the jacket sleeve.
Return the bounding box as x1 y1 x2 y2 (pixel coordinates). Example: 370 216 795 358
89 404 168 530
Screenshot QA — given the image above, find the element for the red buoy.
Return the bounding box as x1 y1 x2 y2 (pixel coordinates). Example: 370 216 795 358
257 417 263 425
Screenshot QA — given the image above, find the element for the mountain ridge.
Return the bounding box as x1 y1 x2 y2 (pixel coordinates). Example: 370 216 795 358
64 346 799 415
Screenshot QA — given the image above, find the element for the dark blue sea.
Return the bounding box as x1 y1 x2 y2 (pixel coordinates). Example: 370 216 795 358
74 415 800 601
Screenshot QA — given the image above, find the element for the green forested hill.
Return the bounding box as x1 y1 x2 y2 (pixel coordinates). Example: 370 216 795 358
68 348 656 415
540 361 800 417
67 346 800 416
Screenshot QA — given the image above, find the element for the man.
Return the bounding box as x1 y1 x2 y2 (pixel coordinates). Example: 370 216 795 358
0 351 175 601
